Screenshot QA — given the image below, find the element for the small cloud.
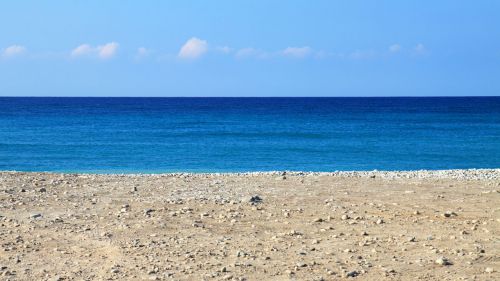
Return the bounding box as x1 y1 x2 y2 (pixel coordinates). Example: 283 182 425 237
281 46 312 58
216 46 233 54
97 42 119 59
134 47 153 61
178 37 208 59
137 47 150 57
349 50 377 59
71 44 93 57
389 44 401 53
313 50 334 59
235 47 268 59
1 45 27 58
71 42 119 59
413 43 426 54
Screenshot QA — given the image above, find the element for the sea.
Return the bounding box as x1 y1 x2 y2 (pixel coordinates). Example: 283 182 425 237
0 97 499 173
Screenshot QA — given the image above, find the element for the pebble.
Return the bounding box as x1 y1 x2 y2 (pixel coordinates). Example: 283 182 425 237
435 257 452 266
30 213 42 219
485 267 494 273
346 270 359 277
248 195 263 204
442 211 457 218
296 262 307 267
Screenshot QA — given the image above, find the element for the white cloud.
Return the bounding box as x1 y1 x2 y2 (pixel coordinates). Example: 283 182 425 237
216 46 233 54
137 47 149 57
414 43 426 54
1 45 27 58
71 44 93 57
235 47 269 59
178 37 208 59
349 50 377 59
71 42 119 59
97 42 119 59
281 46 312 58
389 44 401 53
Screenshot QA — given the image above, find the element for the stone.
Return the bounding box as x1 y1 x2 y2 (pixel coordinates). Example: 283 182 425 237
296 262 307 267
30 213 42 219
435 257 452 266
442 211 457 218
346 270 359 277
376 219 384 224
248 195 263 204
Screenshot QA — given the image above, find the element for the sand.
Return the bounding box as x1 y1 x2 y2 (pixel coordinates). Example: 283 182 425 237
0 170 499 280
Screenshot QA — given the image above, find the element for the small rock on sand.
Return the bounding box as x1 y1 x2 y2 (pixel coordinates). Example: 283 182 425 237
435 257 452 266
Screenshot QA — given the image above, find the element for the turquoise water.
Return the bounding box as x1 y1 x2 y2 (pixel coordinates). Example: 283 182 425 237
0 97 499 173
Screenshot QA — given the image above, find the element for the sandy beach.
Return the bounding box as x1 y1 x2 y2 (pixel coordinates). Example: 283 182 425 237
0 170 498 280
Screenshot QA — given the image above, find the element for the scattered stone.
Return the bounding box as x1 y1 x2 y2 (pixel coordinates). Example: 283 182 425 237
296 262 307 267
442 211 457 218
248 195 263 204
435 257 452 266
346 270 359 277
30 213 42 219
485 267 494 273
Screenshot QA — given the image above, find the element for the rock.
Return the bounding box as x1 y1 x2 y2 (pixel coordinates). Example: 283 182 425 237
442 211 457 218
485 267 494 273
341 215 349 220
435 257 452 266
248 195 263 204
376 219 384 224
296 262 307 267
30 213 42 219
144 208 154 216
313 218 323 223
346 270 359 277
38 187 47 192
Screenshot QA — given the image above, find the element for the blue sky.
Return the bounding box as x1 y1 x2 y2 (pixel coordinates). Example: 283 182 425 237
0 1 499 97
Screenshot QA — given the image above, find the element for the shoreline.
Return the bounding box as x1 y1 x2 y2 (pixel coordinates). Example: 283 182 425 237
2 168 500 180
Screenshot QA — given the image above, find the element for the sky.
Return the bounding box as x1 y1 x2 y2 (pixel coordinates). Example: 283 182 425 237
0 1 499 97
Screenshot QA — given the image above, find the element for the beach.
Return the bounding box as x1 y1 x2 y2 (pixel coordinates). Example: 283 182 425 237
0 170 499 280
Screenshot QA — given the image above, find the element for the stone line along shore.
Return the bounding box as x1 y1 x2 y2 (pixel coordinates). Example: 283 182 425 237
2 168 500 180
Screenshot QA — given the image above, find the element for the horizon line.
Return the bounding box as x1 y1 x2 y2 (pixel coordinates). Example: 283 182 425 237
0 95 499 98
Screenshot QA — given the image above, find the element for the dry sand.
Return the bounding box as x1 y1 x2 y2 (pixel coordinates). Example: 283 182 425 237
0 170 499 280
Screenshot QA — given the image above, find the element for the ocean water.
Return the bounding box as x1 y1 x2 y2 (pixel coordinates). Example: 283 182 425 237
0 97 499 173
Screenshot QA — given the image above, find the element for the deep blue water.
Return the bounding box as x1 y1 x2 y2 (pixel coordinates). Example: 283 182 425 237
0 97 499 173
